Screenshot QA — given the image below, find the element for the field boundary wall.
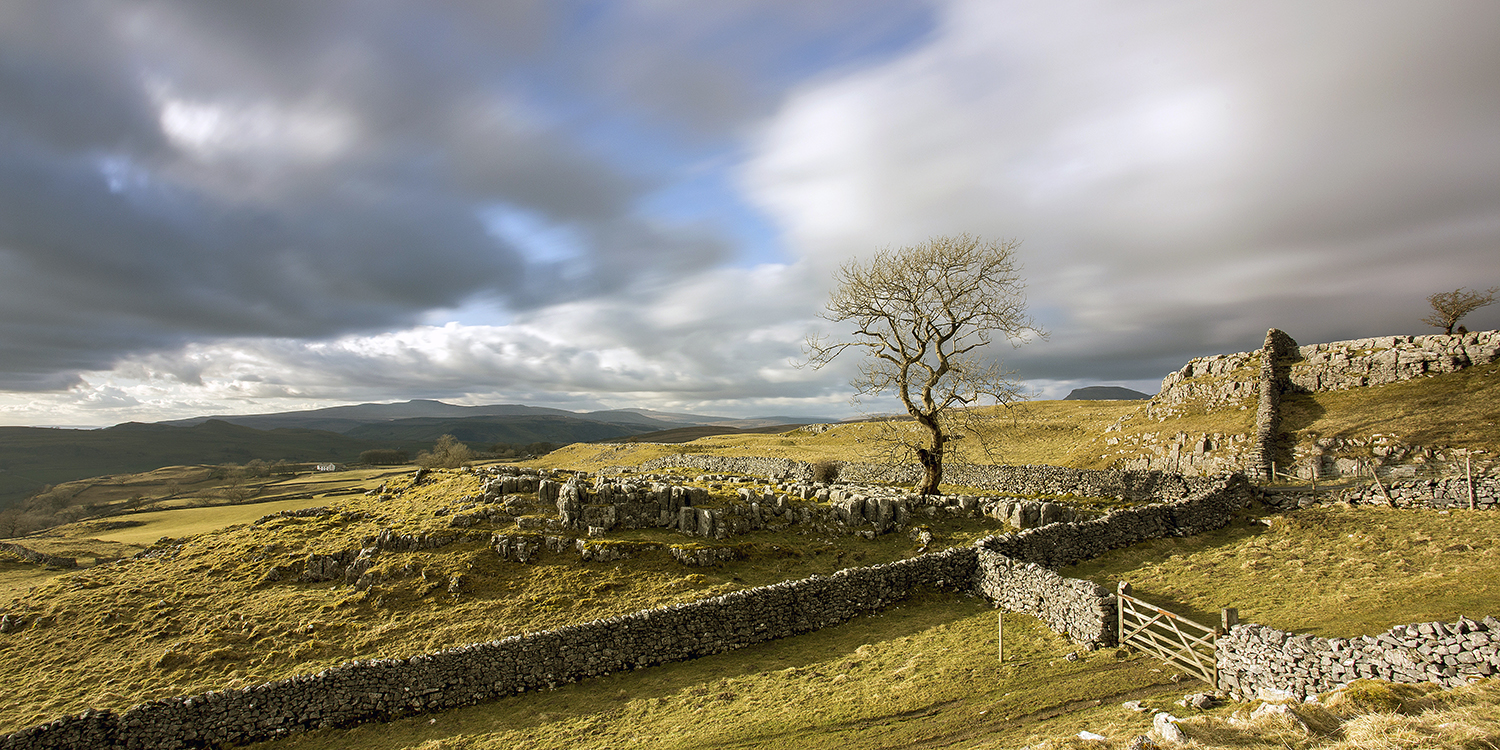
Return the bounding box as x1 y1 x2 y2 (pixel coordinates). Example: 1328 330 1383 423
9 471 1490 747
0 542 75 569
638 454 1223 502
1218 616 1500 701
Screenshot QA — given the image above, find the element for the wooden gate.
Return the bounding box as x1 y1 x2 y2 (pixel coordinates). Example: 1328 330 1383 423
1117 582 1235 687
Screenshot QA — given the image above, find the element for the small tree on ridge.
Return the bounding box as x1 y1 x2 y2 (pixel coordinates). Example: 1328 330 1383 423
415 434 475 469
803 234 1043 495
1423 286 1497 335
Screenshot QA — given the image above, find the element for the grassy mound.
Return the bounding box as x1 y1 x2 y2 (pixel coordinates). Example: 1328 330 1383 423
534 400 1145 477
0 467 1000 735
235 501 1500 750
1283 359 1500 462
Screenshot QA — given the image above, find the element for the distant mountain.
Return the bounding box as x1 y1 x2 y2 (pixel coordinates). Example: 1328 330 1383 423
0 420 404 510
158 400 837 433
1063 386 1151 400
600 408 731 425
343 415 664 445
595 423 812 444
158 400 583 433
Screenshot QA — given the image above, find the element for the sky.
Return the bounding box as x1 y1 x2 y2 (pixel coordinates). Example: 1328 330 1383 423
2 0 1498 427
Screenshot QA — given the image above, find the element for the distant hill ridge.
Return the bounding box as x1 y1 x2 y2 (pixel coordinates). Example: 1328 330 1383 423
0 402 837 510
157 400 830 433
1063 386 1150 400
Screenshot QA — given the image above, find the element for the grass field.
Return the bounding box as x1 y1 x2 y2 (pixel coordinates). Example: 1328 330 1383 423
236 501 1500 750
3 364 1499 746
3 464 1498 746
532 399 1146 477
52 494 340 548
1282 359 1500 460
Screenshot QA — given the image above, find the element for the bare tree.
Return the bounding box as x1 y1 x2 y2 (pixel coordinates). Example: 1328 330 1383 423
804 234 1043 495
1423 287 1498 335
415 434 476 469
0 508 29 538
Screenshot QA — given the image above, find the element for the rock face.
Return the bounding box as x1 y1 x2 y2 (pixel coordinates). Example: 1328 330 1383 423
1133 328 1500 477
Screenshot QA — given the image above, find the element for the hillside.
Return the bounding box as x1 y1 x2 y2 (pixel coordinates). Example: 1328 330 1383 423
1 466 1496 748
533 333 1500 485
341 414 656 444
0 401 835 514
0 421 410 511
2 331 1498 747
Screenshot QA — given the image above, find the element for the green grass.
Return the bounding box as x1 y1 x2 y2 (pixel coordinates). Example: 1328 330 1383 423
532 400 1146 476
1282 359 1500 459
247 593 1180 750
5 465 1498 746
1063 503 1500 638
50 494 339 548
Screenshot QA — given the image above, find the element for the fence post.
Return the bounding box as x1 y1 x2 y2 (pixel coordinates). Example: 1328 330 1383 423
1220 608 1238 634
1467 451 1475 510
1117 581 1130 647
1371 464 1393 506
997 610 1003 663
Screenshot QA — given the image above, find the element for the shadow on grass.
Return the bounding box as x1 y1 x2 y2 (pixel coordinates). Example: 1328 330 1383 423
245 591 989 750
1061 512 1270 627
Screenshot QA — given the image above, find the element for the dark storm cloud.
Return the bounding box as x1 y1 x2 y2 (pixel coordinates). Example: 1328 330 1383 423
0 0 938 395
747 0 1500 389
0 1 724 390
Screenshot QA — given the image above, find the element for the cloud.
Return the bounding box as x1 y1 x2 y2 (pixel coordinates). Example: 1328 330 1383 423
745 0 1500 382
3 0 1498 427
0 258 867 425
0 0 773 390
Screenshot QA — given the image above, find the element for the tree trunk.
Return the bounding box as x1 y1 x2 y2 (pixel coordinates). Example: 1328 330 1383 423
915 425 945 495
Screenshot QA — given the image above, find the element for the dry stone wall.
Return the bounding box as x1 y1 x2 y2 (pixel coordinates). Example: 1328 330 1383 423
0 548 977 750
1133 328 1500 478
974 550 1114 646
969 474 1252 648
1251 329 1300 481
0 542 76 569
976 475 1252 570
1218 616 1500 701
636 454 808 481
1257 472 1500 512
641 453 1223 503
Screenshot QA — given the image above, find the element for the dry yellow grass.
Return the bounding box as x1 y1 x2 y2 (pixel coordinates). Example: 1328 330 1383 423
1283 359 1500 459
1023 678 1500 750
1064 503 1500 637
532 400 1146 477
0 467 985 735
